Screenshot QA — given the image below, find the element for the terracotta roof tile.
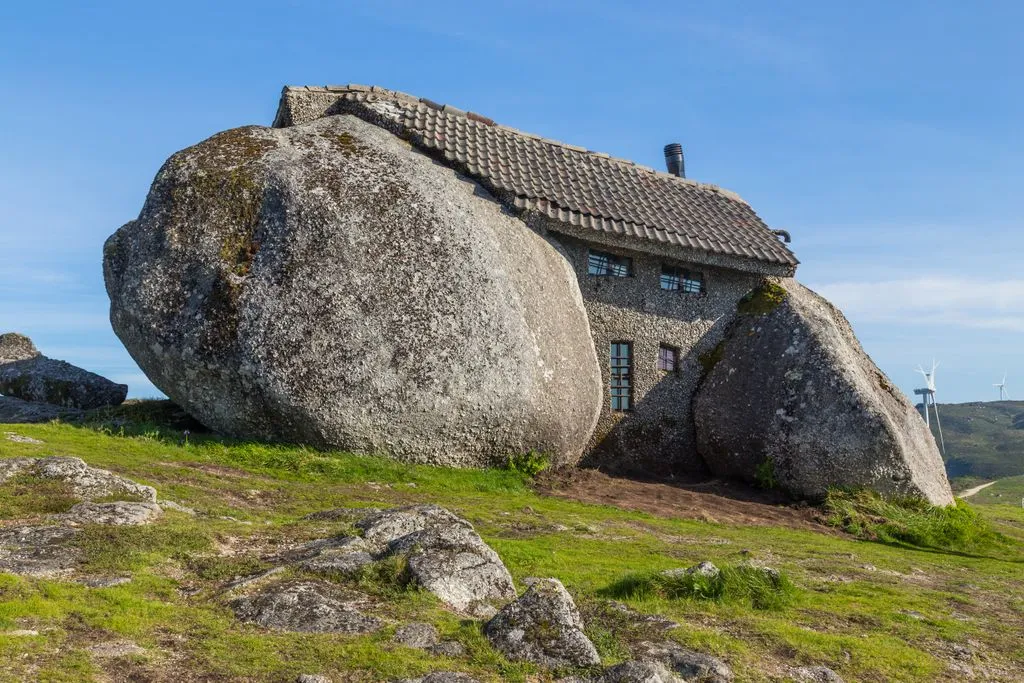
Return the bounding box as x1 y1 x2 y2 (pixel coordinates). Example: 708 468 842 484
274 85 798 273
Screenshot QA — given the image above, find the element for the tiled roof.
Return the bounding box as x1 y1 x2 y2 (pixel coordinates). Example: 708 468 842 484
274 85 798 274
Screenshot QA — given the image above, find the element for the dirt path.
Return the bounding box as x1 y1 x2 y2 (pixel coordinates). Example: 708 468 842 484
958 481 996 498
536 468 832 533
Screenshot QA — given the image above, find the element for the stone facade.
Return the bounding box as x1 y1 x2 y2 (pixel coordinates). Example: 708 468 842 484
547 230 764 475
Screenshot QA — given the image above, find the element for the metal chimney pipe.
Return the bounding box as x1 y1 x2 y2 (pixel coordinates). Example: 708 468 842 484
664 143 685 178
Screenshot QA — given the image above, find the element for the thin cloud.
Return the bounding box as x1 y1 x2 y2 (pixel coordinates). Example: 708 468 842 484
812 277 1024 332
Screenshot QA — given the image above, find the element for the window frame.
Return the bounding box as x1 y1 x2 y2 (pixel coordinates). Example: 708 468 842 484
609 341 633 412
588 249 633 278
657 344 680 373
660 264 706 295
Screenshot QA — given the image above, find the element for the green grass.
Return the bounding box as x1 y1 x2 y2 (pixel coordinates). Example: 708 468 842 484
824 489 1023 561
604 563 797 611
927 400 1024 479
0 418 1022 681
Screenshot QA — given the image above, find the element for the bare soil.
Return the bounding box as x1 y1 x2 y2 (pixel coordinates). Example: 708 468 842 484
536 467 831 533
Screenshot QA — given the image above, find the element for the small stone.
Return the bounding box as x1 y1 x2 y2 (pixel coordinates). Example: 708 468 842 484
428 640 466 658
58 501 162 526
80 576 132 588
296 676 332 683
598 660 682 682
5 629 39 637
393 622 440 650
3 432 44 444
87 640 146 658
395 674 480 683
661 561 720 580
0 525 81 577
788 665 845 682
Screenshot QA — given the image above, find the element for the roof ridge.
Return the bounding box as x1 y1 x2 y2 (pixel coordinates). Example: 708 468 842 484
281 85 749 205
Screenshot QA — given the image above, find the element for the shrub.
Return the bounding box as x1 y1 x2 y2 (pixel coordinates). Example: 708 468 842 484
754 458 777 490
507 451 550 478
604 564 797 611
824 488 1019 559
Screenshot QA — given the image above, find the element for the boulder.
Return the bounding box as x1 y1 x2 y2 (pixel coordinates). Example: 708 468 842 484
0 333 127 410
484 578 600 668
231 580 382 634
597 661 683 683
694 280 954 506
393 622 439 650
0 396 82 424
295 505 516 617
635 642 733 682
103 115 602 467
395 674 480 683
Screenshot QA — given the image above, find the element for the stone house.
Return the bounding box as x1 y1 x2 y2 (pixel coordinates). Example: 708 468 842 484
273 85 798 475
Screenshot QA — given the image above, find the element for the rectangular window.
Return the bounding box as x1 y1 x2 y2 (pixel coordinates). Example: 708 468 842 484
589 250 632 277
658 345 679 373
660 264 705 294
609 342 633 411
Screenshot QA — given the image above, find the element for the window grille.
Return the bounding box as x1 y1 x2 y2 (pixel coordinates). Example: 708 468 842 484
589 250 632 277
610 342 633 411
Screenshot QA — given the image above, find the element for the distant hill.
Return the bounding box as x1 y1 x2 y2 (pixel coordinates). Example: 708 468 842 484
922 400 1024 479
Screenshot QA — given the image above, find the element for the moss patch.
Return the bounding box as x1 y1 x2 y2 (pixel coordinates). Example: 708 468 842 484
698 341 726 374
737 281 787 316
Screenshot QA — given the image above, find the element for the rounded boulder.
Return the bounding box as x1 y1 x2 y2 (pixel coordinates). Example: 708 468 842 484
103 115 602 467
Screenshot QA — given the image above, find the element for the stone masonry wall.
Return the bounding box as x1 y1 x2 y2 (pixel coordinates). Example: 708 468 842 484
550 233 764 475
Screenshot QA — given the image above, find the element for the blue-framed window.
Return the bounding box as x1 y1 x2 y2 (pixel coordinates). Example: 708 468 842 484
589 250 632 277
660 264 704 294
610 341 633 411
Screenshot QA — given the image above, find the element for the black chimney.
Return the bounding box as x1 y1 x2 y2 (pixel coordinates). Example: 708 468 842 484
664 143 685 178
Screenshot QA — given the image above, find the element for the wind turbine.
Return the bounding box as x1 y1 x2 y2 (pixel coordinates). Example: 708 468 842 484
994 373 1011 401
914 360 946 457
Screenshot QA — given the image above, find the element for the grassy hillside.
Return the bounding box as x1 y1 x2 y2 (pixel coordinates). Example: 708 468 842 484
925 400 1024 480
0 418 1022 682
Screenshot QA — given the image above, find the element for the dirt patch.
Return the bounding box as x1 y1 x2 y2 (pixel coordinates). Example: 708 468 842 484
536 468 831 533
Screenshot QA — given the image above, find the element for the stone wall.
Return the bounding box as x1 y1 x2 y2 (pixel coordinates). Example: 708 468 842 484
550 232 763 475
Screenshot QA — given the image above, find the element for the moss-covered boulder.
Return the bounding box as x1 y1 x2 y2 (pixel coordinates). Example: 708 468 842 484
693 279 953 506
103 115 602 467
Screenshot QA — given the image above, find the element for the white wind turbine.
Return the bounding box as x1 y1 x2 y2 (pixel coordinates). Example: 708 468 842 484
994 373 1011 401
914 360 946 457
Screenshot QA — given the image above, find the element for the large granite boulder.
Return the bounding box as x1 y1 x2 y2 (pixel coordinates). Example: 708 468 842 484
0 333 126 410
694 280 954 506
103 115 602 467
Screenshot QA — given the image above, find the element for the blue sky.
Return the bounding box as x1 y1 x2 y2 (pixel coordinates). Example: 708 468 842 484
1 1 1021 403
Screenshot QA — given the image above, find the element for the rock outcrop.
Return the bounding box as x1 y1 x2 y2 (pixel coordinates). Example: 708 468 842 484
0 456 157 502
694 280 954 506
484 578 600 668
231 580 382 634
103 115 602 468
0 333 127 410
285 505 516 617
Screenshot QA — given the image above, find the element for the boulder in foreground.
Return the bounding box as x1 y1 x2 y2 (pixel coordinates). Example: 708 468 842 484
103 116 602 468
694 280 954 506
484 577 600 668
0 332 127 410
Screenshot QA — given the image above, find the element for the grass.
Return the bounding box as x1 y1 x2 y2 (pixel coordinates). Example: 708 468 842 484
0 418 1022 681
604 563 797 611
823 489 1022 561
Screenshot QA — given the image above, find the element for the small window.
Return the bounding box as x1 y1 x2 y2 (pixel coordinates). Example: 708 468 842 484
658 345 679 373
660 264 704 294
609 341 633 411
589 250 632 277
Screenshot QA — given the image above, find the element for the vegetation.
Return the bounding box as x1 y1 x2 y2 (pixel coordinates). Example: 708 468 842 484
0 415 1021 681
506 450 551 478
737 280 787 316
927 400 1024 480
605 564 797 611
823 489 1020 560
